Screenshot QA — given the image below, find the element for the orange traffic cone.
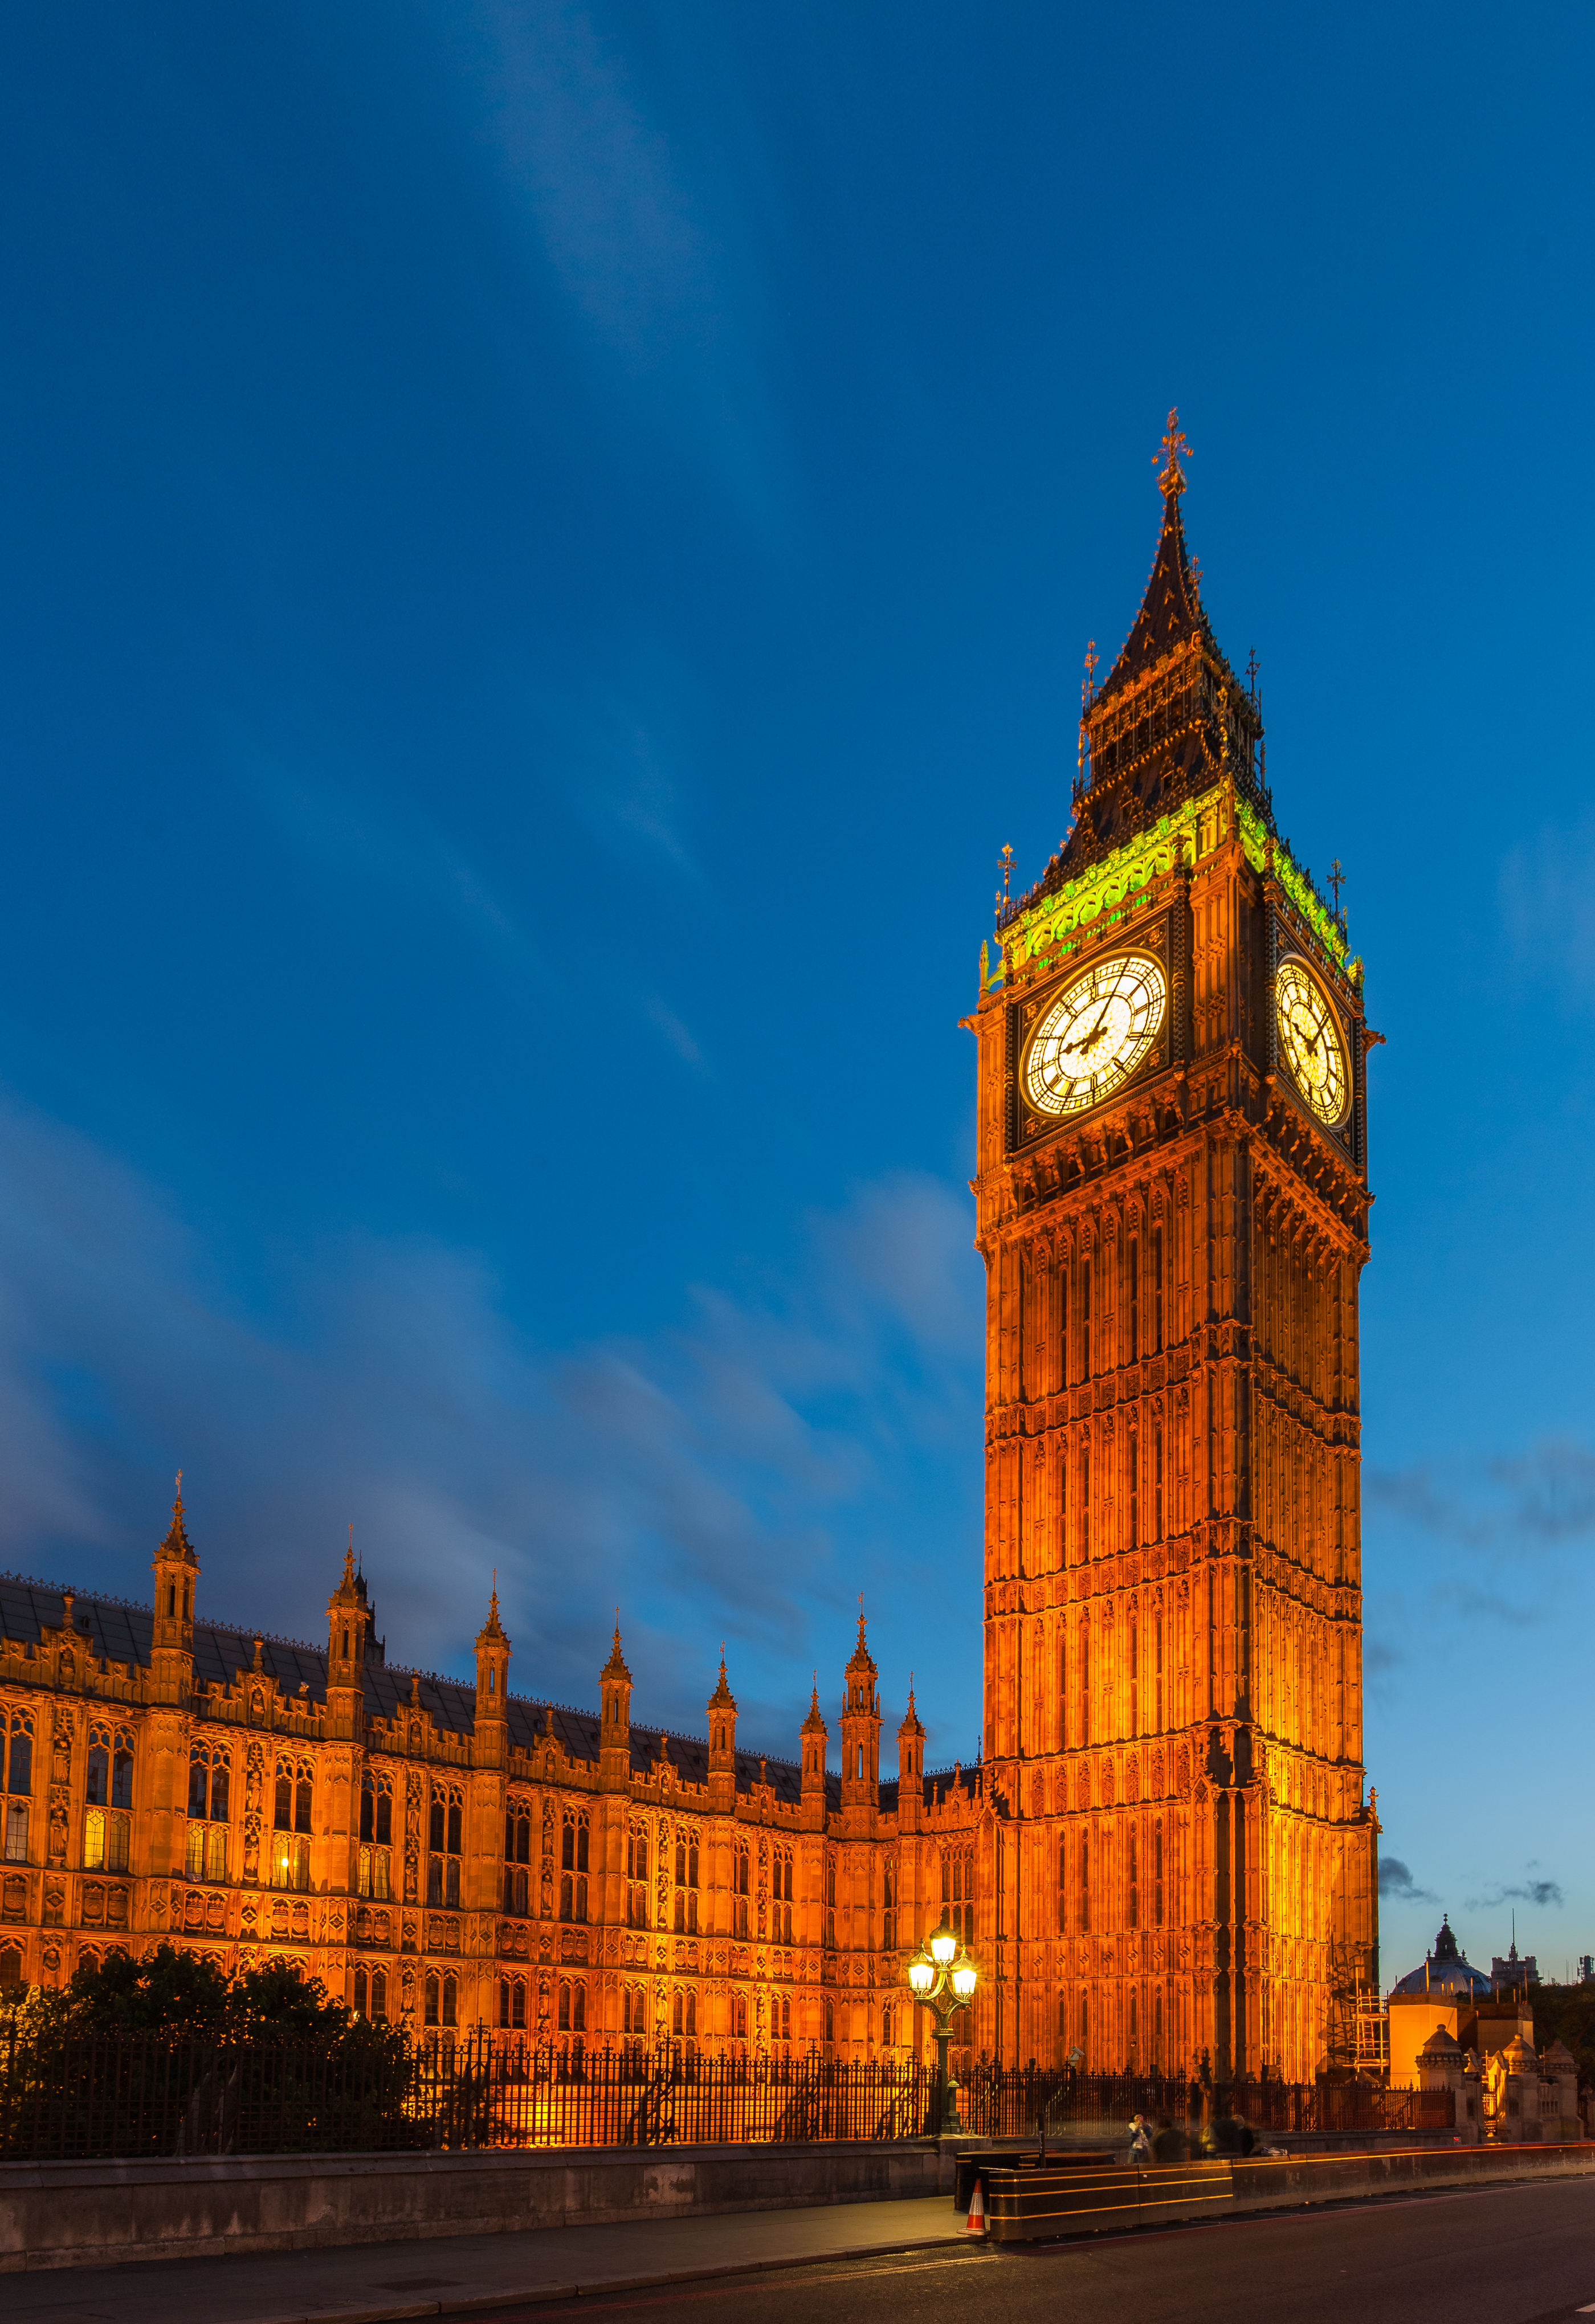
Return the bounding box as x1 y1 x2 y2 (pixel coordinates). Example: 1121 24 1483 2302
966 2176 986 2235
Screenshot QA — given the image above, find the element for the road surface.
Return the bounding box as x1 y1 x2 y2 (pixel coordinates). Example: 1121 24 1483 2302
446 2175 1595 2324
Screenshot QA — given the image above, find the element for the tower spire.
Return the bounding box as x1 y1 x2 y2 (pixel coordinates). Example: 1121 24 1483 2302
1155 406 1190 498
1046 414 1266 883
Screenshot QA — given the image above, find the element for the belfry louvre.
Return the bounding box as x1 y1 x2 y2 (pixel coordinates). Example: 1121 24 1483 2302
0 424 1377 2084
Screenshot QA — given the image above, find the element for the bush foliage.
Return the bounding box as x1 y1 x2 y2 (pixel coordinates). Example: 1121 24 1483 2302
3 1946 407 2065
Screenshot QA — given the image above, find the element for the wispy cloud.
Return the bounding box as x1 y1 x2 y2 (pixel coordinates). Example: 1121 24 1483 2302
1500 814 1595 993
1366 1438 1595 1556
1465 1871 1565 1912
255 753 542 974
644 995 707 1071
477 0 707 362
1380 1856 1438 1904
0 1093 981 1754
1431 1581 1540 1628
452 0 791 526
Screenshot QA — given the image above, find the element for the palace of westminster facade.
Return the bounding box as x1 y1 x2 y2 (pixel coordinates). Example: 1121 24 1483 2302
0 423 1380 2082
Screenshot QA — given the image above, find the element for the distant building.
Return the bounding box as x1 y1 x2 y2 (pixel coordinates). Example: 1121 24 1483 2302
1389 1919 1582 2143
1580 1956 1594 1984
1388 1917 1493 2086
1491 1941 1537 1991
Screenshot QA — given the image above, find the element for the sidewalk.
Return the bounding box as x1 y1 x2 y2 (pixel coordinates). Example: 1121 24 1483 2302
4 2194 968 2324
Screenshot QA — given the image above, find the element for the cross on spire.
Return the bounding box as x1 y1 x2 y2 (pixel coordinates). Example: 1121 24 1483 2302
1329 859 1345 914
1155 407 1190 498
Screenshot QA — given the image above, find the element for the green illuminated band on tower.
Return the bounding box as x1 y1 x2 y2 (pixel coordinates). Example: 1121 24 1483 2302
982 779 1359 998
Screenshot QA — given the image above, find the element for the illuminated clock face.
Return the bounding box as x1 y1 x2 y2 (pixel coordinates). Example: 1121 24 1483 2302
1023 953 1166 1118
1275 959 1348 1125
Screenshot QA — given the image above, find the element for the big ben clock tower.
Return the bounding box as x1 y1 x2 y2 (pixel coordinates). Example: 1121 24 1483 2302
969 417 1378 2083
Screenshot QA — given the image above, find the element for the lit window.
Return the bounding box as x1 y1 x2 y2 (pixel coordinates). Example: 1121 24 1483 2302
6 1719 32 1797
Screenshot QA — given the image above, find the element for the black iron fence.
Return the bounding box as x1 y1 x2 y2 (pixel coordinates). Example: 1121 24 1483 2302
0 2027 1442 2162
1010 2065 1438 2141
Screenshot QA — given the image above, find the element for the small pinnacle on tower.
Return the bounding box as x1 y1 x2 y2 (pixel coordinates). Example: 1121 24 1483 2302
160 1475 196 1562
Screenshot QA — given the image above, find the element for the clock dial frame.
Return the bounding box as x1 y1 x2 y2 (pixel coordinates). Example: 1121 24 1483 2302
1021 950 1167 1120
1275 956 1349 1126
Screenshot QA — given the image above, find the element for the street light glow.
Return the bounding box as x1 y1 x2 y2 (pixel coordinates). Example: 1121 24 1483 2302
903 1931 981 2137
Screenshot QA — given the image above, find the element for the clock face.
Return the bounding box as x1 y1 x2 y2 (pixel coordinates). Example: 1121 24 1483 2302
1023 952 1166 1119
1275 959 1348 1125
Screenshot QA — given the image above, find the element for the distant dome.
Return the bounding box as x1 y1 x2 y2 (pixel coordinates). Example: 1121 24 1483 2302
1391 1917 1494 2002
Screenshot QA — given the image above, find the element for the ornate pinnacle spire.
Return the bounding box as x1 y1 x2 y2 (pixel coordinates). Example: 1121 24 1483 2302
846 1596 877 1676
602 1618 631 1684
707 1644 737 1712
329 1522 367 1608
476 1567 507 1644
802 1674 827 1734
898 1674 925 1738
158 1473 197 1566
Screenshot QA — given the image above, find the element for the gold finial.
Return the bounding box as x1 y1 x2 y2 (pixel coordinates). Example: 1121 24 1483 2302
1329 859 1345 917
1155 407 1191 498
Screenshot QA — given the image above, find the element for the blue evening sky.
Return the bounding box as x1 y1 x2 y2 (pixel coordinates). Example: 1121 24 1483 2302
0 2 1589 1991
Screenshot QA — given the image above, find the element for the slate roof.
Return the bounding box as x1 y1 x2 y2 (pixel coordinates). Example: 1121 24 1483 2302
1094 486 1216 707
923 1763 981 1810
0 1573 859 1807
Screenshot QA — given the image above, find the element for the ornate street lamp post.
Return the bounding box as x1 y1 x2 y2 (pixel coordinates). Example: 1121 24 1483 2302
905 1929 979 2135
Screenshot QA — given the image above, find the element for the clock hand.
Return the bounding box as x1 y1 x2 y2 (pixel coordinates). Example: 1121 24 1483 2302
1064 1005 1114 1057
